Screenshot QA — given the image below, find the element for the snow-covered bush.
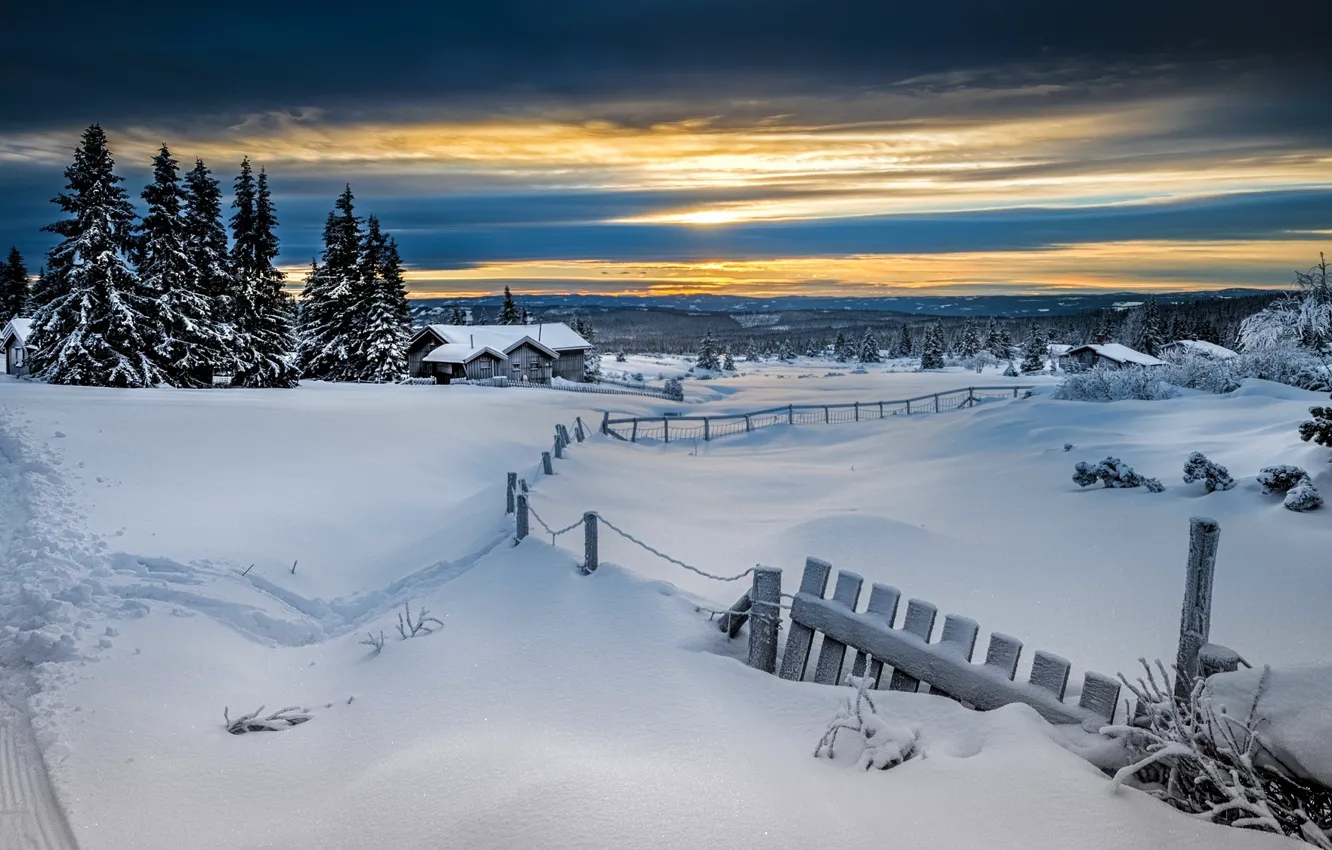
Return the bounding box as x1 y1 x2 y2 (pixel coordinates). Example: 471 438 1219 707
224 704 312 734
1299 407 1332 452
1002 360 1019 377
1107 661 1332 847
615 349 627 362
663 377 684 402
1285 478 1324 512
631 372 644 382
1052 364 1179 402
1073 457 1165 492
1161 351 1242 394
1258 465 1310 494
1183 452 1236 492
815 663 918 771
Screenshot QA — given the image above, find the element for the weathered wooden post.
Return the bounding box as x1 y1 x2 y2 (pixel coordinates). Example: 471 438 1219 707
854 402 859 421
933 394 940 413
515 494 529 541
600 411 610 435
582 512 599 574
560 424 572 445
788 404 794 424
554 436 564 459
1175 516 1220 699
906 399 912 415
506 472 517 514
520 479 528 494
824 406 830 423
631 420 638 442
574 419 585 442
878 401 884 418
704 418 710 441
744 414 752 433
663 417 670 443
968 387 976 407
748 567 782 673
542 451 554 475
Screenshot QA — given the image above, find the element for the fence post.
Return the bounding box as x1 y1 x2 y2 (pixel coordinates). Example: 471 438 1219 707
600 411 609 435
520 479 528 494
854 402 859 421
515 494 529 541
631 420 638 442
906 400 911 415
583 512 599 574
575 419 585 442
664 417 670 443
934 394 940 413
878 401 884 418
1013 387 1019 398
542 451 554 475
749 567 782 674
554 436 563 459
824 406 830 423
788 405 794 424
745 414 752 433
968 387 976 407
704 418 710 441
1176 516 1220 699
506 472 517 514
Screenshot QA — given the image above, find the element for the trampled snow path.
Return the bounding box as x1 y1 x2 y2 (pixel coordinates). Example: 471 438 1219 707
0 694 78 850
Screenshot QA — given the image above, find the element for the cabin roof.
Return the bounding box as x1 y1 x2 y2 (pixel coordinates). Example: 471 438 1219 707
1162 339 1239 359
2 317 32 346
416 323 590 353
1066 343 1165 367
421 343 506 364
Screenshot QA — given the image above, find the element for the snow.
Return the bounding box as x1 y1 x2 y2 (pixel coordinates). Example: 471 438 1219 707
1164 340 1240 359
3 316 32 345
421 342 506 364
1067 343 1166 367
423 322 590 352
1 365 1327 849
1205 664 1332 789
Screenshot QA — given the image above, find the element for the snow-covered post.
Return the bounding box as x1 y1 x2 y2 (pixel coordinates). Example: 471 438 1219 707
542 451 554 475
748 567 782 673
574 419 585 442
933 394 940 412
554 435 563 459
582 512 598 574
1175 516 1220 700
516 494 529 541
506 472 517 514
600 411 609 435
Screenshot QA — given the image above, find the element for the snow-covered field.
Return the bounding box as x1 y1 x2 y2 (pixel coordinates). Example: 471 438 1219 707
1 358 1326 849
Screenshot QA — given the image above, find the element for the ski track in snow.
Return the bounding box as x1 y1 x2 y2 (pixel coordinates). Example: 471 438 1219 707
0 695 79 850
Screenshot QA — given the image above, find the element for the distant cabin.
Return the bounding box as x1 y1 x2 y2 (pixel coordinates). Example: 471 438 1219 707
2 317 32 377
1159 340 1239 360
1064 343 1164 370
405 324 592 384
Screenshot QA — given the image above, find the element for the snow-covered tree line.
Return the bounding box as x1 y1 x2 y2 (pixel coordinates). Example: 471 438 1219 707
296 185 411 382
25 126 298 387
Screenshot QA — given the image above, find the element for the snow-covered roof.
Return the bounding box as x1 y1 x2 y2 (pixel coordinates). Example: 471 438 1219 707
1048 344 1073 356
1162 339 1239 359
1066 343 1165 367
422 344 506 365
2 317 32 346
421 323 590 353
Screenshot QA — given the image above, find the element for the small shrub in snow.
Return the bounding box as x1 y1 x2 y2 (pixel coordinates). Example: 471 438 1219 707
1299 407 1332 452
224 704 312 734
1073 457 1165 492
1258 465 1309 494
360 630 386 655
1107 661 1332 847
1285 478 1324 512
1052 364 1179 402
1063 442 1074 452
815 663 918 771
1002 360 1019 377
1182 452 1235 492
615 349 627 362
1161 352 1242 394
396 600 443 640
631 372 644 382
663 377 684 402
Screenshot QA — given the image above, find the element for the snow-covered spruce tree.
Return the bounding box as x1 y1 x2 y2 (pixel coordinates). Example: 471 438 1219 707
777 340 794 361
920 323 945 369
830 331 848 362
1073 457 1164 492
580 319 601 382
858 328 881 363
139 145 228 387
352 216 410 382
696 331 721 370
1132 296 1166 356
1020 330 1046 373
893 324 912 358
958 319 981 358
229 165 298 388
498 285 521 325
663 376 684 401
182 158 236 337
722 350 736 371
615 348 627 362
1 247 28 320
297 184 363 380
1182 452 1236 493
1258 465 1310 495
1298 407 1332 452
28 124 166 387
449 303 467 325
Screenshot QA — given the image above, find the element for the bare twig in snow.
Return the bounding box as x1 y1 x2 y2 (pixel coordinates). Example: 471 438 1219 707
360 631 386 656
396 600 444 640
223 704 312 734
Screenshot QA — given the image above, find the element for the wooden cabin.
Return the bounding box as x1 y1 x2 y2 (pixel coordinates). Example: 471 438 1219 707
1063 343 1164 370
405 323 592 384
2 318 32 377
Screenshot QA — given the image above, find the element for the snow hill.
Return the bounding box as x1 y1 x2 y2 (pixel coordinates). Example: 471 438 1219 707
1 360 1326 849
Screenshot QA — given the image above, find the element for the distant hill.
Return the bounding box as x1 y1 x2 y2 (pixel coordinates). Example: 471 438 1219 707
408 289 1279 319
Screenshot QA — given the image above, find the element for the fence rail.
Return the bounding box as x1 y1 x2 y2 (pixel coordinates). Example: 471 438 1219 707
601 385 1035 442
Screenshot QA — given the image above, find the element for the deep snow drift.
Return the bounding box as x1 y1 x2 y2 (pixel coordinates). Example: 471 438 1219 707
1 365 1325 849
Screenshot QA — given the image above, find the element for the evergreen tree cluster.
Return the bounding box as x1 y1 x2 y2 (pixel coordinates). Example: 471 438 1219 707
25 126 298 388
297 185 410 382
1 247 29 320
569 315 601 381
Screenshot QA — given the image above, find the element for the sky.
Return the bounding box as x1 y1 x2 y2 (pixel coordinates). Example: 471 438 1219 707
2 0 1330 298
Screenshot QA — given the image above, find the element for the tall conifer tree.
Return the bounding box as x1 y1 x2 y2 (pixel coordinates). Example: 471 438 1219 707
1 248 28 319
230 161 298 387
298 185 363 379
354 215 411 382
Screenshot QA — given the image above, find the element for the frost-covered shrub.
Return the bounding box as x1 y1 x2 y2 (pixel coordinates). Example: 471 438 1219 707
815 663 919 771
1183 452 1236 492
396 600 443 639
1106 661 1332 846
1161 352 1242 394
224 704 312 734
1299 407 1332 451
1073 457 1165 492
1284 478 1323 512
1258 465 1310 494
663 377 684 402
1052 364 1179 402
1002 361 1018 377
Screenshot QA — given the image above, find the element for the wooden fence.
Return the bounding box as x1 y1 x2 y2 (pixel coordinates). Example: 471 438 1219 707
600 385 1035 443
